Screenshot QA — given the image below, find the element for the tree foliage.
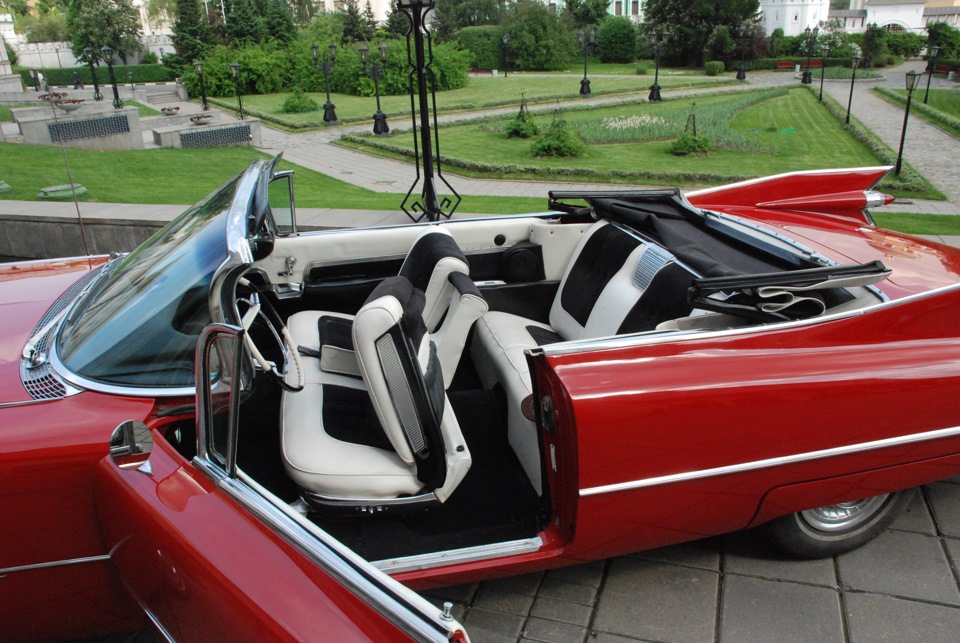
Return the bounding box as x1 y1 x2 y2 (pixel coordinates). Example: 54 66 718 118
928 23 960 60
643 0 760 67
501 0 576 71
226 0 264 45
20 10 71 42
563 0 609 28
597 16 636 63
859 23 887 68
340 0 366 43
429 0 503 41
68 0 142 63
171 0 213 68
383 5 408 39
263 0 295 43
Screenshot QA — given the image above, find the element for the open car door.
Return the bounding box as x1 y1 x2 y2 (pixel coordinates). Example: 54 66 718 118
95 323 467 642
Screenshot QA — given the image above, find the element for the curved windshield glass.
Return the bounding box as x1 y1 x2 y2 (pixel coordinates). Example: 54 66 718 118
57 175 243 388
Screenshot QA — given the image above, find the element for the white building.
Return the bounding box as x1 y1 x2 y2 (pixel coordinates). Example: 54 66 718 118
760 0 831 36
832 0 926 33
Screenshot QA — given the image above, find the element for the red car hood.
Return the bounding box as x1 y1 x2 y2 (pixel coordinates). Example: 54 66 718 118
0 257 108 405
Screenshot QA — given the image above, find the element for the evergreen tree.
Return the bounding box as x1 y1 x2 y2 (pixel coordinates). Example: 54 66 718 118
288 0 315 25
383 5 408 38
171 0 213 67
263 0 294 42
341 0 365 42
226 0 264 44
363 0 377 38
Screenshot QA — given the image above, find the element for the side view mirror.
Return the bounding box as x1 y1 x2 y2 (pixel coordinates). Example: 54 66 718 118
109 420 154 474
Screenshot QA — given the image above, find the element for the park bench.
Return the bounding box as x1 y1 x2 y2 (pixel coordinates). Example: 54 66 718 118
934 64 955 75
775 61 794 71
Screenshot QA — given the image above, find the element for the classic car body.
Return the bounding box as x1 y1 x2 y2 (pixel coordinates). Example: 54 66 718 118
2 158 959 641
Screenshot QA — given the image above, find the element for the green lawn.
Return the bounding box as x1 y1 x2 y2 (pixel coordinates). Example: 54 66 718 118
872 87 960 139
0 104 41 122
873 212 960 236
222 75 732 128
0 144 545 214
345 88 882 184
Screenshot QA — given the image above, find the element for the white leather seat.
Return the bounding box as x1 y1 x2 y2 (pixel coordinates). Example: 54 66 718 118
290 226 484 388
282 276 471 508
471 221 695 493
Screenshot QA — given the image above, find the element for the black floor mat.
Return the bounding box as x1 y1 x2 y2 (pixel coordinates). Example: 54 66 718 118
314 388 545 561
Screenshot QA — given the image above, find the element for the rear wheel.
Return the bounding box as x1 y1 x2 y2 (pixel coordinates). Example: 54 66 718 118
763 488 915 559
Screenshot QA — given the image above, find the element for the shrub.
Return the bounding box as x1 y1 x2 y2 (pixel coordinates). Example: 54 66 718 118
635 64 649 75
457 26 501 70
670 132 714 155
704 61 725 76
506 103 540 138
598 17 638 64
530 117 584 157
141 51 159 65
18 64 175 87
329 40 470 96
280 88 319 113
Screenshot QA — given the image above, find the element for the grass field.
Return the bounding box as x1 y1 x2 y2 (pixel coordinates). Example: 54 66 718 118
225 75 732 128
345 88 883 182
0 145 545 214
873 212 960 235
872 87 960 139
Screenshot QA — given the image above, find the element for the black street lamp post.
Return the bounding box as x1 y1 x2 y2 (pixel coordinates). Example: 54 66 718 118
924 44 940 104
578 27 595 97
360 42 390 136
846 54 860 124
736 35 748 81
29 68 39 92
83 47 103 101
194 60 209 110
649 30 667 102
895 70 922 176
55 46 62 68
127 71 134 96
230 62 245 119
101 46 123 108
818 45 830 101
312 42 338 126
502 33 510 78
395 0 461 222
801 26 819 85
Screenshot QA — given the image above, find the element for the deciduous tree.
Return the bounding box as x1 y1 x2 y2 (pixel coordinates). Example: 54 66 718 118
643 0 759 67
68 0 142 63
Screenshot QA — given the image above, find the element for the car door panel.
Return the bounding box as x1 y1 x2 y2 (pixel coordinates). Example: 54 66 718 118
96 435 416 642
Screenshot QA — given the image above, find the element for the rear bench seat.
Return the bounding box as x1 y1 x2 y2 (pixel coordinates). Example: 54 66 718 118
471 221 697 492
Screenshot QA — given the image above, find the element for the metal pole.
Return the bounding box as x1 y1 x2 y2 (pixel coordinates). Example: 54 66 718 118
649 32 663 102
818 47 830 102
580 29 591 97
102 48 123 108
896 76 919 175
85 52 103 101
846 58 859 125
924 46 939 104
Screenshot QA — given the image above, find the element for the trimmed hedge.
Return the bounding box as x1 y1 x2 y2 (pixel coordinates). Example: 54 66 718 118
874 86 960 135
742 57 859 71
814 86 932 195
18 64 175 86
705 61 725 76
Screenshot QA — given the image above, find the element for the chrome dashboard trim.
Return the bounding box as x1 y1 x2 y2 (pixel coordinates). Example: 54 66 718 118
580 424 960 498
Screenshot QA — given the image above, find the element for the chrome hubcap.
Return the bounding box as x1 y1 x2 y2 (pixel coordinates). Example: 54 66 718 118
799 494 890 532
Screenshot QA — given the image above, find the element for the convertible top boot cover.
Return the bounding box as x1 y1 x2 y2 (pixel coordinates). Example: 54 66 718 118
281 277 471 503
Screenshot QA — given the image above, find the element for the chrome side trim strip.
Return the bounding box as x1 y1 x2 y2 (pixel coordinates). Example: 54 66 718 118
0 554 110 576
213 468 461 642
374 537 544 575
542 280 960 358
580 424 960 498
141 608 176 643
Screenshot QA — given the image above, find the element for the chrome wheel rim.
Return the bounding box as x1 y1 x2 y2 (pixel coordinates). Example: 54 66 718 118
799 494 891 533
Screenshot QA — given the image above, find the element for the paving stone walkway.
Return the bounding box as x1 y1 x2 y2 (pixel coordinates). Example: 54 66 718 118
425 481 960 643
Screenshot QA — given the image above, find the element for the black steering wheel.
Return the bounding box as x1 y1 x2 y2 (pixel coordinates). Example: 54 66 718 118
237 278 304 393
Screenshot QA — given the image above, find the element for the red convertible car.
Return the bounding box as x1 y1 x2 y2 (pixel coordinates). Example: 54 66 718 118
3 158 960 641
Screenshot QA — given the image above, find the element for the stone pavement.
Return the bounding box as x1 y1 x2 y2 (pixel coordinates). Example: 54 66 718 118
426 481 960 643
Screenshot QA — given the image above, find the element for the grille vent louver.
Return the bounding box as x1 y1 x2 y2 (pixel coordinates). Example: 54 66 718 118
633 245 675 291
19 264 106 400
